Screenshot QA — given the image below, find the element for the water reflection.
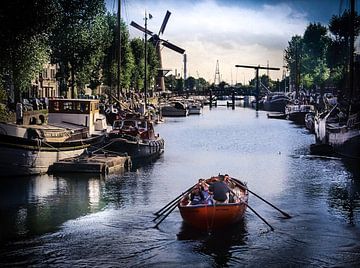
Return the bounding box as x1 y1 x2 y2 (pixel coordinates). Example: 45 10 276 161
1 106 360 266
177 220 248 267
328 179 360 225
0 173 108 243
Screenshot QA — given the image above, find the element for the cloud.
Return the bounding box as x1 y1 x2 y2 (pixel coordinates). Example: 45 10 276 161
124 0 309 83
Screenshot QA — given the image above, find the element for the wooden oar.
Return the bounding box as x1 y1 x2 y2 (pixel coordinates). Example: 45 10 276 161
244 202 274 231
230 177 291 219
228 188 274 231
153 185 196 216
154 202 179 228
153 198 181 222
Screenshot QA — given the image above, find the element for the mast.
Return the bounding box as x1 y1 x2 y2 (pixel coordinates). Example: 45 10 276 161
184 54 187 89
144 11 148 110
348 0 355 118
117 0 121 101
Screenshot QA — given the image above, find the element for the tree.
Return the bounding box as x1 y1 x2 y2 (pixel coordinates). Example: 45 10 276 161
50 0 109 98
302 23 330 92
197 77 209 92
186 76 196 90
130 38 145 92
285 35 303 93
0 0 60 103
103 17 158 97
164 74 177 92
146 42 159 92
328 10 360 90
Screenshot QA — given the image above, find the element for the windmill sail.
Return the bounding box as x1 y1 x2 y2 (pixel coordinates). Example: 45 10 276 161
159 11 171 35
162 41 185 54
130 10 185 91
130 21 153 35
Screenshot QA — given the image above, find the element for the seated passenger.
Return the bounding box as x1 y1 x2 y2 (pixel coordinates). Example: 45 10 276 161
208 175 230 204
190 187 205 205
198 178 213 205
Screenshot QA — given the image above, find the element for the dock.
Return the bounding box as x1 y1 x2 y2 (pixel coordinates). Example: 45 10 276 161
50 152 132 175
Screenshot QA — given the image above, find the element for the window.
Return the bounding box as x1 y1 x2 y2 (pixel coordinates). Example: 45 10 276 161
52 101 60 112
63 101 73 111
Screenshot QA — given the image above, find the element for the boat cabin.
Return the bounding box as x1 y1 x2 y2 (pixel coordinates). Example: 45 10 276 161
111 117 156 140
48 99 107 136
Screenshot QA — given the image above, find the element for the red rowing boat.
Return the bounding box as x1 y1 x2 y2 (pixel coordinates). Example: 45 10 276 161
178 175 249 230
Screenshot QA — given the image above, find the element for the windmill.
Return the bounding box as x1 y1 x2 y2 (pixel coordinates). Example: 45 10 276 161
130 11 185 92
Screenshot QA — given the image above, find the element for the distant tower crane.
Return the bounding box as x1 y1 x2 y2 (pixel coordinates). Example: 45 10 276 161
214 60 221 86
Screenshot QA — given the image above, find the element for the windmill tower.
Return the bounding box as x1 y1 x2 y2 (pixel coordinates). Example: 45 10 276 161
130 11 185 92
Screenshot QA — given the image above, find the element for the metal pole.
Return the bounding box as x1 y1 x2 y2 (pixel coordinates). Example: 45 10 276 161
144 11 148 111
348 0 355 118
117 0 121 100
256 67 259 111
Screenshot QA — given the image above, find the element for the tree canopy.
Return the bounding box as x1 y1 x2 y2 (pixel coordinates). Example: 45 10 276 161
284 10 360 94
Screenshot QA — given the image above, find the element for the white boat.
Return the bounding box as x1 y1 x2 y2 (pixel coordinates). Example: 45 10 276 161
187 101 202 115
313 105 360 158
160 101 188 117
0 99 108 177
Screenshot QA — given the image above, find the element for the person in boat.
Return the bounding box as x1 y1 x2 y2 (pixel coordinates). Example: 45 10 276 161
189 186 205 205
198 178 212 205
223 174 243 203
208 175 231 204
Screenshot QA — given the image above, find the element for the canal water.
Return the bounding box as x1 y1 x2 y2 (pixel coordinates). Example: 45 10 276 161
1 104 360 267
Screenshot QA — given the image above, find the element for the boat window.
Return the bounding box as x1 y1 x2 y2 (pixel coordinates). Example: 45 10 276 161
80 103 89 112
124 120 135 127
52 101 60 112
63 101 73 111
113 121 122 128
137 121 147 129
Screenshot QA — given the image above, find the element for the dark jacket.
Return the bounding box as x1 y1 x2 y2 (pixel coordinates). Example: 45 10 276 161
209 181 229 202
190 190 205 205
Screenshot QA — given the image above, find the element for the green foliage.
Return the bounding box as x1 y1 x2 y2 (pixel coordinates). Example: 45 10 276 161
197 77 209 91
0 86 10 121
327 10 360 88
284 35 303 89
50 0 108 97
0 0 59 102
130 38 145 91
146 43 159 91
285 11 360 92
186 76 196 90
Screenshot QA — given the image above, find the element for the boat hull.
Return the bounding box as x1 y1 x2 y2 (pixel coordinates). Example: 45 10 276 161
161 108 188 117
105 137 165 164
329 129 360 158
0 133 105 177
263 98 288 113
286 111 307 124
178 203 247 230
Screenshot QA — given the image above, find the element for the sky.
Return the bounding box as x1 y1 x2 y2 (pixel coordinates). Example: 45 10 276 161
106 0 358 85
